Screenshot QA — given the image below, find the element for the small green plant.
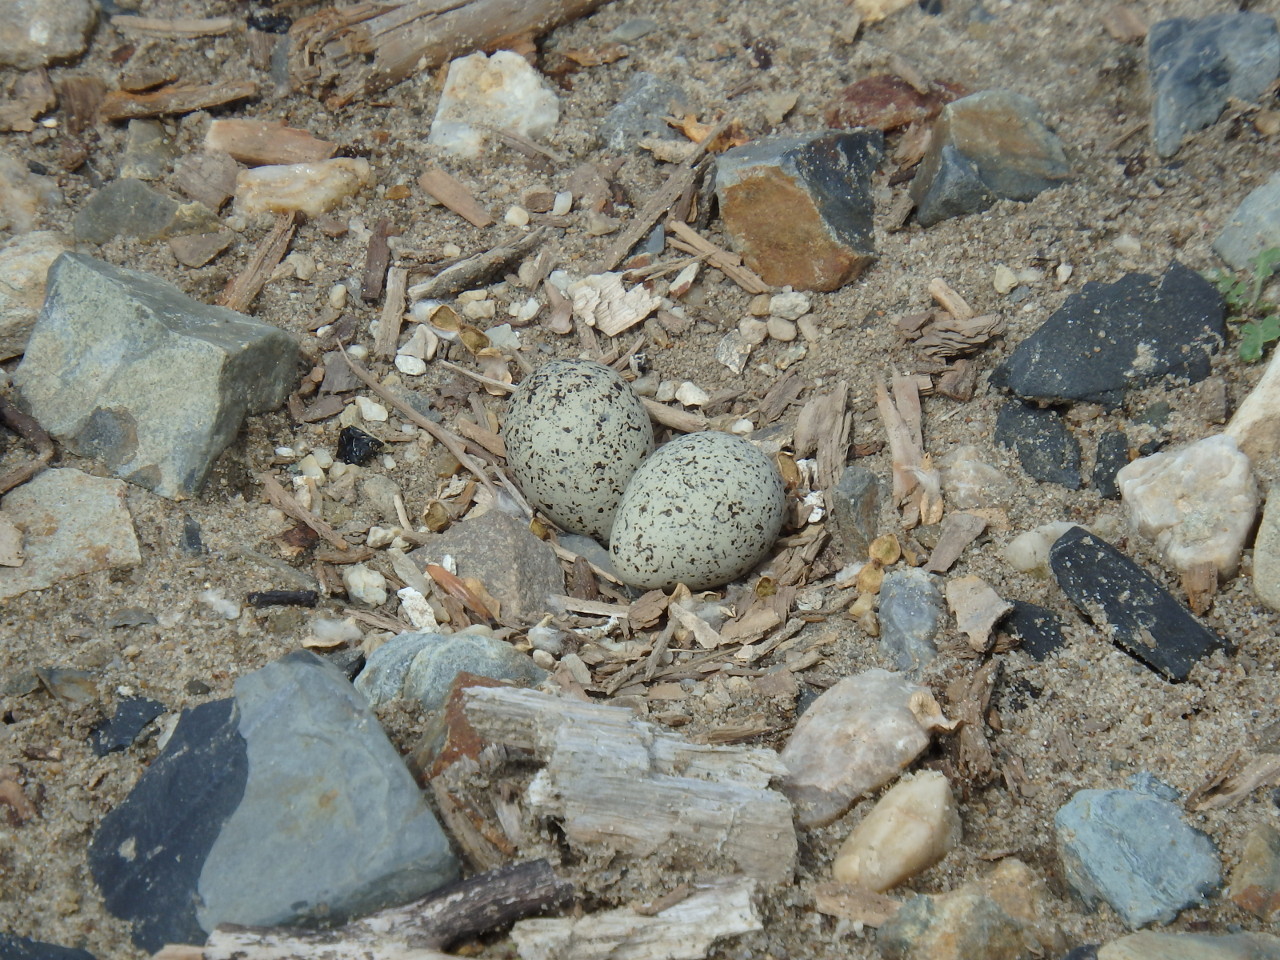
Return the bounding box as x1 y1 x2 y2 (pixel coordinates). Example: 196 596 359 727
1209 246 1280 362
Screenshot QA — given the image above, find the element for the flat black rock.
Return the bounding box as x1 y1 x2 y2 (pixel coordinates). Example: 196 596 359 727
1091 430 1131 500
0 933 97 960
1048 526 1231 681
89 696 165 756
994 400 1081 488
990 262 1224 408
1004 601 1067 661
88 698 248 953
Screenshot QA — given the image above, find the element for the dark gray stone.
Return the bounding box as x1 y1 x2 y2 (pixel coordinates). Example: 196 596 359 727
990 262 1224 408
0 933 97 960
1149 13 1280 158
73 179 216 245
89 696 165 756
827 465 881 562
910 89 1071 226
410 510 565 625
600 73 686 153
1092 430 1131 500
995 401 1081 489
195 652 458 932
1055 785 1220 927
15 253 299 499
1004 601 1066 661
878 567 944 674
120 120 176 181
1048 526 1230 681
356 630 547 712
89 698 248 953
1214 171 1280 271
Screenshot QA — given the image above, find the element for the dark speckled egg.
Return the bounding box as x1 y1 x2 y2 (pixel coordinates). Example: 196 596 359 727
503 359 653 541
610 431 786 590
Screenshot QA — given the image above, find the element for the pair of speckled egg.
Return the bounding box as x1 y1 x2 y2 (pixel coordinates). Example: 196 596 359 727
502 359 786 591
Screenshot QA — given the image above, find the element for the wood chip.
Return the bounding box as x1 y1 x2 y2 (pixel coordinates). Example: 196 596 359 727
111 15 239 37
57 75 106 136
925 511 988 572
1190 752 1280 812
217 212 296 313
373 265 408 359
549 594 631 618
1181 560 1218 616
205 118 336 166
259 473 348 552
418 165 495 228
927 277 974 319
408 229 545 301
666 220 769 294
99 80 258 121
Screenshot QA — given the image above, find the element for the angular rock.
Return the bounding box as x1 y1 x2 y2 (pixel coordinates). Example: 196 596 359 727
1098 931 1280 960
15 253 299 499
428 51 559 159
780 668 943 828
91 652 458 952
827 465 881 562
0 151 61 234
355 630 546 712
994 400 1081 488
1054 783 1220 928
73 179 218 245
234 158 375 218
89 696 165 756
410 509 565 625
991 262 1224 407
909 89 1071 227
0 0 97 69
1117 433 1258 579
1254 486 1280 612
1049 526 1230 681
1091 429 1130 500
1228 822 1280 920
716 130 882 292
0 468 141 601
824 74 962 132
877 859 1064 960
0 229 69 360
1148 13 1280 158
0 932 97 960
600 72 686 153
1003 600 1067 661
1215 171 1280 271
878 567 945 674
120 119 177 181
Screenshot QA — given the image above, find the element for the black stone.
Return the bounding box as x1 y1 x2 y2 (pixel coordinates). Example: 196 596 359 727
1059 948 1099 960
1091 430 1130 500
180 515 203 555
1004 601 1067 660
336 426 384 465
991 262 1224 407
994 400 1081 488
246 589 318 608
89 698 249 953
89 697 165 756
1048 526 1231 682
246 11 292 33
0 933 97 960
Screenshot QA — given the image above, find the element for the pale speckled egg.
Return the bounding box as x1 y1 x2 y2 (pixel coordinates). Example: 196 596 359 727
503 359 653 541
610 431 786 590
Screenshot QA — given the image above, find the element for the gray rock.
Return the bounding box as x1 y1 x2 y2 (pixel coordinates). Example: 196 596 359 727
73 179 217 245
15 253 300 499
1214 171 1280 271
120 120 177 181
910 89 1071 227
995 400 1082 489
1149 13 1280 158
360 474 403 524
878 567 944 674
1092 430 1130 500
608 17 659 42
827 465 880 562
0 932 97 959
601 73 686 153
1055 783 1220 927
198 652 458 931
0 468 140 601
1098 931 1280 960
356 630 546 712
0 0 97 69
410 509 565 624
0 229 69 361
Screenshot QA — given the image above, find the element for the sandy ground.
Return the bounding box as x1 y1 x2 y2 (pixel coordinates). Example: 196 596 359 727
2 0 1280 957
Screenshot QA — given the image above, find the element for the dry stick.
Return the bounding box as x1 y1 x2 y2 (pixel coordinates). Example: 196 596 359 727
0 396 54 496
218 212 297 312
373 266 408 359
111 14 238 36
259 473 349 552
666 220 769 294
418 165 495 228
361 218 395 302
98 80 258 121
407 228 547 302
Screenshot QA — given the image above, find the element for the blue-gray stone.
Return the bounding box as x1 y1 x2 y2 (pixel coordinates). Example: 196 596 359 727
73 178 215 244
990 262 1224 408
1055 786 1220 928
1214 171 1280 271
995 401 1081 489
14 253 299 499
357 630 547 713
878 567 944 674
1092 430 1130 500
196 651 458 932
1149 13 1280 158
1126 771 1180 803
0 933 97 960
600 73 687 153
827 465 881 563
89 696 165 756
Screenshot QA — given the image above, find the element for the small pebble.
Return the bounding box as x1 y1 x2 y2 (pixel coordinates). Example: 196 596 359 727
395 355 427 376
552 191 573 216
355 396 388 421
342 564 388 606
748 294 772 317
1056 263 1073 285
769 290 811 320
504 205 530 227
993 264 1018 294
797 315 821 341
739 318 769 345
462 299 496 320
767 317 797 342
675 381 710 406
1113 234 1141 257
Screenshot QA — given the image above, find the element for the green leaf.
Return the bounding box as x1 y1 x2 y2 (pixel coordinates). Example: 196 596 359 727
1239 321 1265 362
1260 313 1280 343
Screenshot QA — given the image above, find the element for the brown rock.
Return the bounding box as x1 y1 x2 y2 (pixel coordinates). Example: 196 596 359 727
1228 822 1280 920
825 75 964 132
716 131 882 292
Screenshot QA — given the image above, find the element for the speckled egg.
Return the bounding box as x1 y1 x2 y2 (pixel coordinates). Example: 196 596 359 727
610 431 787 590
503 359 653 541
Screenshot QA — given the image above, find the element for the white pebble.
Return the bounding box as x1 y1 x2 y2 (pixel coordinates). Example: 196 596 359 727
552 191 573 216
739 318 769 345
328 283 348 309
1003 522 1078 575
655 380 678 403
395 355 427 376
296 453 325 480
767 317 797 342
398 587 439 631
199 588 241 620
343 564 388 605
511 296 540 322
992 264 1018 294
347 343 369 361
1056 263 1073 286
309 616 363 646
354 396 388 421
675 381 710 406
311 448 334 470
462 299 497 320
366 526 398 549
769 290 811 320
442 242 462 257
797 315 822 341
505 205 530 227
274 445 297 458
1113 234 1141 257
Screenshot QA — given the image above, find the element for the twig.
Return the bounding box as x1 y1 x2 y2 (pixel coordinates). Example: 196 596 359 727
259 473 349 552
666 220 769 294
361 218 396 302
373 266 408 359
407 228 547 301
418 165 495 228
0 397 54 496
111 15 238 37
218 213 297 313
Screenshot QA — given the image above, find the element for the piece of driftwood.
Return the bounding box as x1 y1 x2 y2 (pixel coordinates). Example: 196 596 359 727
205 118 336 166
98 80 257 121
408 229 546 302
218 212 297 312
511 878 760 960
374 266 409 358
665 221 769 295
460 686 797 883
0 395 55 496
418 166 494 228
288 0 611 106
154 860 573 960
